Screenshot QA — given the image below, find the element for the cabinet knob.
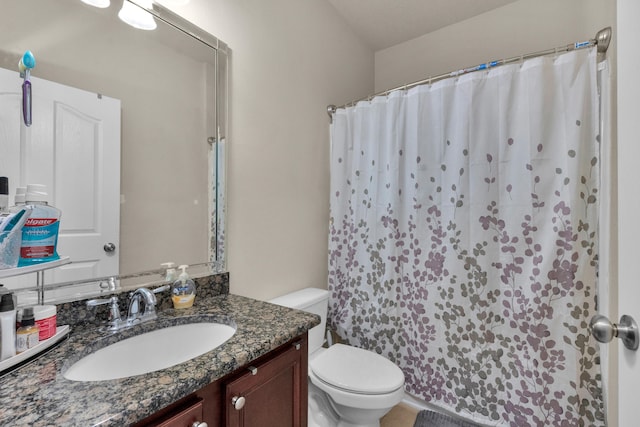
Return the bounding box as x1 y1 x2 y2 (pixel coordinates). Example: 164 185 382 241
191 423 208 427
231 396 246 410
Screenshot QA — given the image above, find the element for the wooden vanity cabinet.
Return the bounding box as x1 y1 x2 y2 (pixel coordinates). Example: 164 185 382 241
134 333 308 427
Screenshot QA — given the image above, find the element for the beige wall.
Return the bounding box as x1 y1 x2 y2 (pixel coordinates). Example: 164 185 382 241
171 0 374 300
375 0 614 93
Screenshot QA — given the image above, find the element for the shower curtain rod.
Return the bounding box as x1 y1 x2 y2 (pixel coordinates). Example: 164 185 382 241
327 26 612 120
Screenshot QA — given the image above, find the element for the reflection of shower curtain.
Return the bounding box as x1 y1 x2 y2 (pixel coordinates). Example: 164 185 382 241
328 48 604 426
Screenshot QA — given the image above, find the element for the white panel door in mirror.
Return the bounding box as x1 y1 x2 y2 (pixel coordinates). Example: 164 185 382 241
0 67 120 288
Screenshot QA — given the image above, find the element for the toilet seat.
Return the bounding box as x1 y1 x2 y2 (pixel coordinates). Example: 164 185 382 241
310 344 405 395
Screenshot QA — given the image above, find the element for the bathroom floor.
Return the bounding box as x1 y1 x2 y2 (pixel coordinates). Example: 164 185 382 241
381 403 419 427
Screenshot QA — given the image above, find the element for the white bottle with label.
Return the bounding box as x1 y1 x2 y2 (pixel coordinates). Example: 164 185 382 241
18 184 62 267
0 293 16 361
0 177 8 214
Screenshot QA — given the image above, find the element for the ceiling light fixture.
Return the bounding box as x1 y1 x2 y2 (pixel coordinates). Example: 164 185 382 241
154 0 190 6
80 0 110 7
118 0 157 31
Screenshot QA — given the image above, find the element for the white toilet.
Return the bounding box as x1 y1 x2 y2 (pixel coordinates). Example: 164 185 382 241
269 288 405 427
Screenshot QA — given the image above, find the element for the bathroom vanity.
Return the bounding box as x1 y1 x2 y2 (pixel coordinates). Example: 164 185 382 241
0 292 318 426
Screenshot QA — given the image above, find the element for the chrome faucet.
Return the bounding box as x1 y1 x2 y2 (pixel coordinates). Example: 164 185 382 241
126 287 157 324
87 287 158 331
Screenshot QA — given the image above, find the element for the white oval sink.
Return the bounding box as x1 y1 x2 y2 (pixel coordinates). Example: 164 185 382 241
63 322 236 381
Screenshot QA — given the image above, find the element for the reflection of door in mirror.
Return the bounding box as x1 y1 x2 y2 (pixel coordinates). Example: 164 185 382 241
0 67 120 289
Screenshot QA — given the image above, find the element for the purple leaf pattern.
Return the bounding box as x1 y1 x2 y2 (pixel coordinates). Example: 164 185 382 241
328 49 603 426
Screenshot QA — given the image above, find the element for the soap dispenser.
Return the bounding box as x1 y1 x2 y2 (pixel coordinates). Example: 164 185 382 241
171 264 196 309
161 262 177 283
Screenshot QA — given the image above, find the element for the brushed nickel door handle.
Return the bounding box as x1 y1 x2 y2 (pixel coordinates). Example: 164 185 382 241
590 314 639 351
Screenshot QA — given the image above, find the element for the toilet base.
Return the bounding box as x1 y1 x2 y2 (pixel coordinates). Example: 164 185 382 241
330 402 388 427
308 379 396 427
309 380 339 427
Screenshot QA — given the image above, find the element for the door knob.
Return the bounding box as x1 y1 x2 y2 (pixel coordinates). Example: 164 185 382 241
191 422 208 427
231 396 246 410
590 314 639 351
103 242 116 253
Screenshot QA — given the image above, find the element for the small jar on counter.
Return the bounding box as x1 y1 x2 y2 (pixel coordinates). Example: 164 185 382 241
33 305 56 341
16 307 39 353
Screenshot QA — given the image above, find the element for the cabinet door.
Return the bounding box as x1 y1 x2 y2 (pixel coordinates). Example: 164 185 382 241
225 336 308 427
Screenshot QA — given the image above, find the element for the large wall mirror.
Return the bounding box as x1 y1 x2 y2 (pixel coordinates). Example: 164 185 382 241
0 0 227 304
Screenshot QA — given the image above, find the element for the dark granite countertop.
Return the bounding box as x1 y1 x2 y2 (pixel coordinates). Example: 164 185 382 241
0 293 320 426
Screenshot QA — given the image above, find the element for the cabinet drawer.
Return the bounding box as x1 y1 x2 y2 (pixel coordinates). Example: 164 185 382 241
142 398 205 427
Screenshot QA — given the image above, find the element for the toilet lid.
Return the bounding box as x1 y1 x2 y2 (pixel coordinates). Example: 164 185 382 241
310 344 404 394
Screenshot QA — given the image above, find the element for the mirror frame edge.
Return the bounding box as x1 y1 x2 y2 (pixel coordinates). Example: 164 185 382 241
135 0 229 274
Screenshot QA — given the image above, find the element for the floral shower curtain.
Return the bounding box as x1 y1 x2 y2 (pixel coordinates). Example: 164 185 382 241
328 48 604 426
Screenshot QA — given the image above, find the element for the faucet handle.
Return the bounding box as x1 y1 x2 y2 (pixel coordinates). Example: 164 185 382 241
87 295 119 311
87 296 123 329
153 284 171 294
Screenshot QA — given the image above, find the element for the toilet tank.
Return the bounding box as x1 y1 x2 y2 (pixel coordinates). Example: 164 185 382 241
269 287 328 354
